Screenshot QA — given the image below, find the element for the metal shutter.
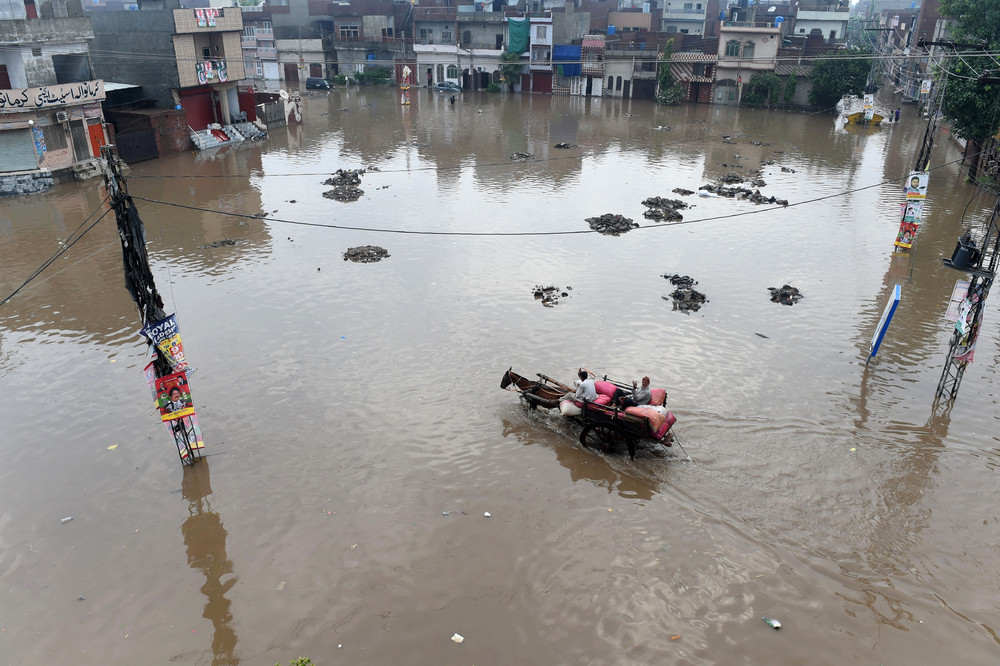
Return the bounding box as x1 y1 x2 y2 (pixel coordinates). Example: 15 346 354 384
0 129 39 173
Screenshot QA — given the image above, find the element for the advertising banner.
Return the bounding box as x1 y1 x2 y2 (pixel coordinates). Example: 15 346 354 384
155 371 195 422
141 314 190 372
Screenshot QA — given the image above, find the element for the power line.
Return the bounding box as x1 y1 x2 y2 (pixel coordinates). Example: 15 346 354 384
129 150 982 238
0 200 112 308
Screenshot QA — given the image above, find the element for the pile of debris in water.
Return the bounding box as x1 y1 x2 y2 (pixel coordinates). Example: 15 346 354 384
199 238 242 249
672 188 695 196
768 284 803 305
642 196 689 222
662 274 708 312
533 284 571 307
343 245 390 263
322 169 366 202
509 152 533 160
699 182 788 206
587 213 638 236
553 142 577 149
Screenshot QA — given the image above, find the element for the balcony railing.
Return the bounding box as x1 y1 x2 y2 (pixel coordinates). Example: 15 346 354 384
255 28 273 39
239 3 264 11
257 46 277 57
241 36 256 47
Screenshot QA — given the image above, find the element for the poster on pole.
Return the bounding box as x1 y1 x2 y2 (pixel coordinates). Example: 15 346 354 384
863 94 875 120
904 171 928 199
945 280 970 321
894 221 919 249
920 79 932 94
144 360 205 454
141 314 191 373
155 371 195 422
870 284 901 357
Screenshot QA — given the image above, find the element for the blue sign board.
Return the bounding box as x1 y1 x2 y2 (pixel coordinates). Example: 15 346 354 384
870 284 902 357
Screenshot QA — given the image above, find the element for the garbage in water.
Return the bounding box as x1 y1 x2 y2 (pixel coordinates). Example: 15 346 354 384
107 444 118 451
672 188 694 196
553 142 577 149
199 239 242 249
276 581 286 591
697 191 720 198
762 617 782 630
654 125 671 131
781 166 796 173
343 246 390 263
698 183 788 206
451 633 464 643
61 516 73 524
662 274 708 313
484 512 491 517
322 168 366 202
532 285 571 307
509 152 533 160
586 213 637 236
768 284 803 305
641 196 689 222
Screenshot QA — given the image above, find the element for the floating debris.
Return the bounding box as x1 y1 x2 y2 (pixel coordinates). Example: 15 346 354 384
532 284 571 307
768 284 803 305
672 188 695 196
586 213 637 236
509 152 533 160
749 140 771 147
781 166 796 173
343 245 390 263
719 172 745 184
641 196 688 222
322 168 366 202
553 142 577 149
662 274 707 313
698 183 788 206
762 617 782 630
198 238 242 249
654 125 671 131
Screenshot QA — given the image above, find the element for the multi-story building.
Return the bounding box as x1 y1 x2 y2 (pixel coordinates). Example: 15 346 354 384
793 4 850 43
661 0 708 36
90 6 247 131
715 21 780 104
412 3 504 91
239 0 286 83
0 1 109 195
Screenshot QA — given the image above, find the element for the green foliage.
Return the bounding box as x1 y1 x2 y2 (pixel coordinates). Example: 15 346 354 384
938 0 1000 141
499 52 525 91
783 73 797 104
655 38 684 105
486 82 501 93
741 72 781 108
333 73 347 85
808 48 872 108
274 659 311 666
354 67 392 84
941 59 1000 141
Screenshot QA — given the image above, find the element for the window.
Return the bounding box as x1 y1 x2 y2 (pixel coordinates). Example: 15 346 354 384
32 46 42 57
261 21 271 31
0 65 9 89
798 28 805 33
442 30 452 43
680 28 689 33
256 60 263 76
446 64 458 78
692 63 705 76
742 40 755 59
420 28 433 43
339 24 359 38
666 25 677 32
382 27 394 37
462 30 471 45
42 124 67 151
684 2 692 7
725 40 740 57
436 64 444 80
202 47 211 58
536 25 546 39
243 27 255 39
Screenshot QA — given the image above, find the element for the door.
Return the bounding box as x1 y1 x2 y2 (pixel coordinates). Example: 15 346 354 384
87 119 105 157
284 62 299 83
70 120 90 162
310 63 322 77
116 129 159 164
181 90 214 130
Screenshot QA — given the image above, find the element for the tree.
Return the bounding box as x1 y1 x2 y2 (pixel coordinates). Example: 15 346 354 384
808 49 872 108
656 38 684 105
499 52 525 92
741 72 781 109
938 0 1000 176
783 73 797 105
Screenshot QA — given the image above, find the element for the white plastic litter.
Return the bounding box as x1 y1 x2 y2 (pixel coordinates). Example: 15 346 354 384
451 633 464 643
484 512 491 517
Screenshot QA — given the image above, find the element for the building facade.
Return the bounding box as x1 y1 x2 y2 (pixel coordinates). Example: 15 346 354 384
0 7 108 195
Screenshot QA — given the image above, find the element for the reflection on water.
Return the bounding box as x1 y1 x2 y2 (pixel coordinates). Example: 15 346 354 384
181 462 239 665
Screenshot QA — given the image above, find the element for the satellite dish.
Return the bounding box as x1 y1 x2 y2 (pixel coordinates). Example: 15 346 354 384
279 89 290 100
768 6 776 11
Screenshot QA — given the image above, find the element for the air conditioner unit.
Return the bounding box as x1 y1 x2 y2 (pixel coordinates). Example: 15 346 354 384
54 110 69 123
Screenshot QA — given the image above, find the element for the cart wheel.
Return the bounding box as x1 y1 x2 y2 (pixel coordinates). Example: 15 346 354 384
580 422 629 454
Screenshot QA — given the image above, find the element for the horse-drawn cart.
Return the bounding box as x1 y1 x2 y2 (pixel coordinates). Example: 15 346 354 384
501 369 678 459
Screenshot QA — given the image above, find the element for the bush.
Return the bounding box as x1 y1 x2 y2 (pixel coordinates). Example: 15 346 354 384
354 67 392 85
333 73 347 85
486 82 501 93
656 84 684 106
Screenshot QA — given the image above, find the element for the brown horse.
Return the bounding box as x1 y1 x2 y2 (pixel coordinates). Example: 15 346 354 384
500 369 572 410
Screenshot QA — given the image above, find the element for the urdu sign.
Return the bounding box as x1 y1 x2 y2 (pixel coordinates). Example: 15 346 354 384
0 80 106 110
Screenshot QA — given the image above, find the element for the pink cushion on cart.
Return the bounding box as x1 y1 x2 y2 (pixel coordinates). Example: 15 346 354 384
594 381 617 397
650 389 667 406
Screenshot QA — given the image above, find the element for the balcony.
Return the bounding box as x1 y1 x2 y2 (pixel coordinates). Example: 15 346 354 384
663 8 705 19
256 27 273 39
242 36 257 47
240 3 264 11
257 46 277 57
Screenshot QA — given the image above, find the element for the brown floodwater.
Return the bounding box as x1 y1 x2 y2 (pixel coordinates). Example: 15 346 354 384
2 88 999 665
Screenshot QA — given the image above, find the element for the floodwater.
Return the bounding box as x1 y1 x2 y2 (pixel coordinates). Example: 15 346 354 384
2 87 999 665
